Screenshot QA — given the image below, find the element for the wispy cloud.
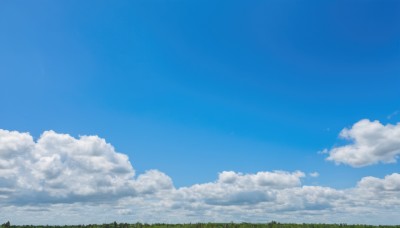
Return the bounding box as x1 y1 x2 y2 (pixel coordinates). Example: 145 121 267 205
387 110 399 120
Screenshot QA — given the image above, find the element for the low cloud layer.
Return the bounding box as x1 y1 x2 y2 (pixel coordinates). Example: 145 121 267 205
326 119 400 167
1 129 400 224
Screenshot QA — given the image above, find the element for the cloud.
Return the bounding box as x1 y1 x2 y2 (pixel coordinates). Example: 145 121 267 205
387 110 399 120
217 170 305 188
357 173 400 192
326 119 400 167
133 170 174 195
309 172 319 177
2 129 400 225
176 171 305 206
0 129 172 205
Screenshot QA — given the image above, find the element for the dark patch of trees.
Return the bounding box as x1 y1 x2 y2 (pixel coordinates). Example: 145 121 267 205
1 222 10 228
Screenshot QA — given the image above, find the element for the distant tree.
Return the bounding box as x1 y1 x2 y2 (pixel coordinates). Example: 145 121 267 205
2 221 10 228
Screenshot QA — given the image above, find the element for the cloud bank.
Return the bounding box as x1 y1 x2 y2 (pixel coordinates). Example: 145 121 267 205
1 128 400 225
326 119 400 167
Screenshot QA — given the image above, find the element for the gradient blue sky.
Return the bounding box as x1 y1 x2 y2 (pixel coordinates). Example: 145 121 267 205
1 0 400 196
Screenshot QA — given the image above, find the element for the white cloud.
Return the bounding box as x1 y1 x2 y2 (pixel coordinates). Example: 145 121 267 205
217 170 305 188
133 169 174 195
2 129 400 225
309 172 319 177
0 129 169 205
176 171 305 206
357 173 400 192
326 119 400 167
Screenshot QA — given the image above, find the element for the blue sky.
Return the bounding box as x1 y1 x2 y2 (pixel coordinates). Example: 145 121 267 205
1 0 400 224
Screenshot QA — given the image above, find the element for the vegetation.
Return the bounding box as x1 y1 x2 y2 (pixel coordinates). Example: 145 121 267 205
1 221 399 228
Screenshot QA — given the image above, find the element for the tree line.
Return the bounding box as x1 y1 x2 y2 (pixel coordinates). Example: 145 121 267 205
2 222 399 228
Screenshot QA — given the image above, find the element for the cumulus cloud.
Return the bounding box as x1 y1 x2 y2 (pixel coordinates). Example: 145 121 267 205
2 129 400 225
357 173 400 192
133 170 174 195
0 129 171 205
326 119 400 167
176 171 305 206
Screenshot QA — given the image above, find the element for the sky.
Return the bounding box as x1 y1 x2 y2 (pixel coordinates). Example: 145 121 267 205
1 0 400 225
